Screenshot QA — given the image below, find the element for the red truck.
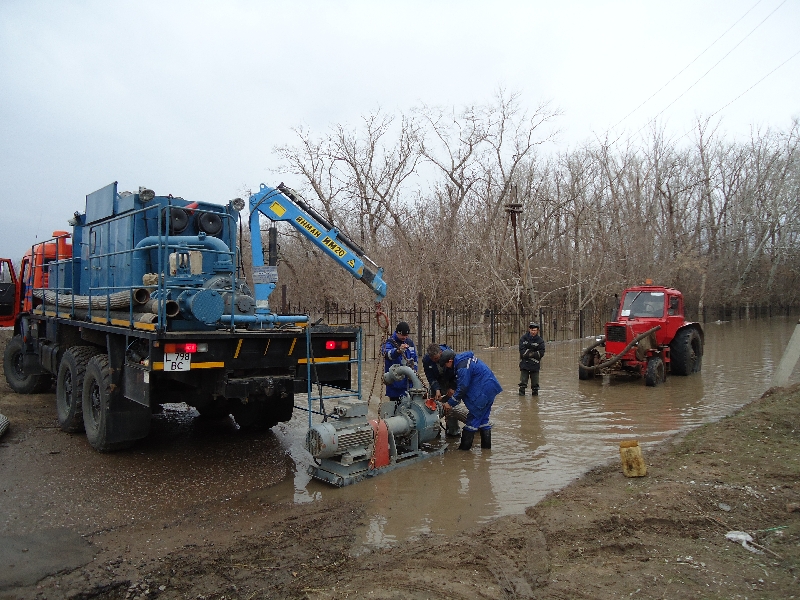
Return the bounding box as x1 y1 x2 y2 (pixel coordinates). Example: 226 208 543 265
579 283 704 386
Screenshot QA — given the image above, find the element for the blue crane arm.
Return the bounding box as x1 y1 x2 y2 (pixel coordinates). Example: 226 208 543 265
248 183 387 305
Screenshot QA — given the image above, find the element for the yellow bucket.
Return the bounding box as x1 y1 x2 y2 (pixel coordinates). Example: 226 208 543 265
619 440 647 477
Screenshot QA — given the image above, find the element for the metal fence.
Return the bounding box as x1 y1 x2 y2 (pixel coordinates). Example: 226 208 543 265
280 298 799 361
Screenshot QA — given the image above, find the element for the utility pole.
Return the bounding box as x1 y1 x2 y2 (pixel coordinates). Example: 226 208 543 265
504 185 536 310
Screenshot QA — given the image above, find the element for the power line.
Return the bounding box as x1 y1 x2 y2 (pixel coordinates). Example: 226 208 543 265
630 0 789 139
674 46 800 143
607 0 790 148
610 0 766 132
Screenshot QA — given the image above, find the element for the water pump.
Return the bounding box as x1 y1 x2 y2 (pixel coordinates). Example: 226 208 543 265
305 364 449 486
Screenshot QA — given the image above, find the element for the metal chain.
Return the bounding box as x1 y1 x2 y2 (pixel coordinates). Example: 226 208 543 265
367 301 391 409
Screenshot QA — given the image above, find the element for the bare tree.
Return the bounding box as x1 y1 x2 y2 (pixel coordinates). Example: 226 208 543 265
263 95 800 319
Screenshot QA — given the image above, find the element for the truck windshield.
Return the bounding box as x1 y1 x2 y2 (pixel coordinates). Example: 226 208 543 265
621 291 664 318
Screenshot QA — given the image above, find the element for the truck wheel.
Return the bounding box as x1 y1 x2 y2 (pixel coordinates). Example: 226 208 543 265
645 356 665 387
82 354 133 451
3 335 52 394
56 347 101 432
195 395 231 420
670 328 703 376
231 395 279 431
579 351 599 380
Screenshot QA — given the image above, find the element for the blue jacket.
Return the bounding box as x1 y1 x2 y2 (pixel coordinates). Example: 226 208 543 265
422 344 456 394
446 351 502 414
383 332 418 397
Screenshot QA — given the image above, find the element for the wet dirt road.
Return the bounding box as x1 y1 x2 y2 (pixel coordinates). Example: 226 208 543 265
1 317 798 572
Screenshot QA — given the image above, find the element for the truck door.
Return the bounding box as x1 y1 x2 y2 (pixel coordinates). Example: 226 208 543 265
0 258 18 327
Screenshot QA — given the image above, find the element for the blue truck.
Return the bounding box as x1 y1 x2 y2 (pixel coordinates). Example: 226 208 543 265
2 182 386 451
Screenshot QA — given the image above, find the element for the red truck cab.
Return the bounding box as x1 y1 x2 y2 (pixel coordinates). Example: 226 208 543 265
0 232 72 327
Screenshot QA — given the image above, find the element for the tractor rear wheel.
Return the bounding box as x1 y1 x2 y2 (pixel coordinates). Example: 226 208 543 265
670 328 703 376
645 356 665 387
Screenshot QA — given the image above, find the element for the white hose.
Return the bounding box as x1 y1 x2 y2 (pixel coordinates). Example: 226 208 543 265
34 289 142 310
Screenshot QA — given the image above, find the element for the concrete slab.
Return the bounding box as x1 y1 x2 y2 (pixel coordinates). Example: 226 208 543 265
0 528 97 590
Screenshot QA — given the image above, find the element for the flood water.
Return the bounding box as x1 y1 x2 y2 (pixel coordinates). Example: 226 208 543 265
8 318 796 551
259 316 800 551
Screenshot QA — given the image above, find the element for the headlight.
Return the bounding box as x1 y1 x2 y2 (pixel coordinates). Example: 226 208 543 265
139 187 155 202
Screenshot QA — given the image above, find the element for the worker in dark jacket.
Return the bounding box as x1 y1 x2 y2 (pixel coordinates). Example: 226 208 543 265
519 322 545 396
383 321 418 402
423 343 460 437
439 350 502 450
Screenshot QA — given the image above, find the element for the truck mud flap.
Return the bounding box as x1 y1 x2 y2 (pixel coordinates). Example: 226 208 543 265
106 397 151 443
122 365 150 407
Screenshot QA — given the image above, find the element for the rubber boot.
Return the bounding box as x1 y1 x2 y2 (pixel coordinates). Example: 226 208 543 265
480 428 492 449
458 429 475 451
518 387 526 396
532 388 539 396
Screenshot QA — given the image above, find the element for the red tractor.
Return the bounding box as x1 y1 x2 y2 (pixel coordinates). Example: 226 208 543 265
579 283 703 386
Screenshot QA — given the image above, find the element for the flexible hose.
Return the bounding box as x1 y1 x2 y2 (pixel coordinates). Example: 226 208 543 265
579 326 661 373
34 289 150 310
384 364 424 389
44 305 159 324
447 403 469 424
135 298 180 318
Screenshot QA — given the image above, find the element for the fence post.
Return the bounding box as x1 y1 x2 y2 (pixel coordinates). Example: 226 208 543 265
417 292 424 347
431 309 436 344
490 310 495 347
539 308 544 339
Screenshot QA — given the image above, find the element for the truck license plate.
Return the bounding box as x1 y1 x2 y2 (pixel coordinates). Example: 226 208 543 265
164 352 191 371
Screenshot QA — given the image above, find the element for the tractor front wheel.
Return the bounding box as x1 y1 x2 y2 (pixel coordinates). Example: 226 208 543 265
645 356 665 387
579 350 600 380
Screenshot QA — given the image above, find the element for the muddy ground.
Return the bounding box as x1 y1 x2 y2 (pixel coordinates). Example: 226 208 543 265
1 329 799 599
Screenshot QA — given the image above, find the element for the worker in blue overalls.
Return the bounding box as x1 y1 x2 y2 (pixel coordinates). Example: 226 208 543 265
439 349 502 450
422 343 460 437
383 321 418 403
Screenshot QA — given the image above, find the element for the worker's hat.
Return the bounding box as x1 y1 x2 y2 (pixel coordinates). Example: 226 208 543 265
395 321 411 334
529 322 540 329
438 349 455 367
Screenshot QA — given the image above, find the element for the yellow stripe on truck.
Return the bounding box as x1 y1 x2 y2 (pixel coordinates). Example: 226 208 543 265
297 356 349 364
152 362 225 371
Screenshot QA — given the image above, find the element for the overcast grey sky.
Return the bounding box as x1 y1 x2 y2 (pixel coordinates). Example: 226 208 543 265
1 0 798 261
